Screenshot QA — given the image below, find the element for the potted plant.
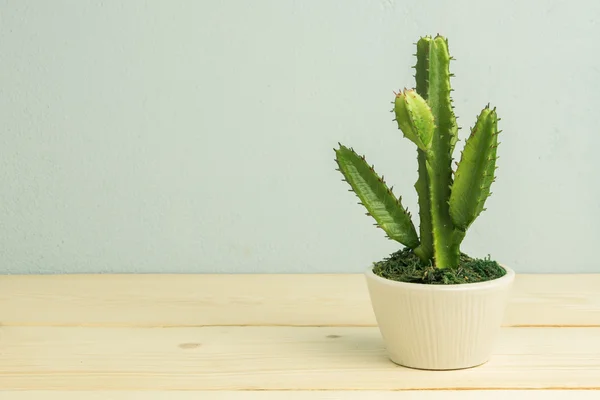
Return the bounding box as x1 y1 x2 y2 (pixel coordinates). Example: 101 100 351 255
334 34 515 370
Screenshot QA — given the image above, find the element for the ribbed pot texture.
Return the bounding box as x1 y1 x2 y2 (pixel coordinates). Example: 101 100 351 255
365 265 515 370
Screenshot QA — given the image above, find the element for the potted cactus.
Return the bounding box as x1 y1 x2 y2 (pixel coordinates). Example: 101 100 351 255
334 34 515 370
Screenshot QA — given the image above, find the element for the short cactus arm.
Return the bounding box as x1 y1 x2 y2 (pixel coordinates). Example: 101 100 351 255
420 35 460 269
393 89 435 263
335 144 420 248
394 89 434 151
450 106 499 231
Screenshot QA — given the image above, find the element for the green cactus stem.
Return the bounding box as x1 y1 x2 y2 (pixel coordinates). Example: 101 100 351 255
334 144 420 248
398 36 459 268
423 36 459 269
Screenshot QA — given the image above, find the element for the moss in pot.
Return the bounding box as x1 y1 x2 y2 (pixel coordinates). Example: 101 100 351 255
334 34 515 370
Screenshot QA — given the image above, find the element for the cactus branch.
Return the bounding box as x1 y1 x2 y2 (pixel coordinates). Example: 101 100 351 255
394 89 435 151
334 144 420 248
449 107 499 231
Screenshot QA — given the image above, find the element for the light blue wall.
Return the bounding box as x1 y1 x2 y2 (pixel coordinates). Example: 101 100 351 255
1 1 599 274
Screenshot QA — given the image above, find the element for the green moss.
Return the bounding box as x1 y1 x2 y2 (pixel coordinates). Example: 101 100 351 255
372 247 505 285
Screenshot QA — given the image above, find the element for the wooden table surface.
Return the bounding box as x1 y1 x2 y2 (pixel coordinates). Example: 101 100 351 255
0 273 599 399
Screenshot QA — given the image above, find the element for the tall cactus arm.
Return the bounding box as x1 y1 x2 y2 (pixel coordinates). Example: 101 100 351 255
449 106 499 231
421 35 460 269
414 37 430 99
413 38 434 262
334 144 420 248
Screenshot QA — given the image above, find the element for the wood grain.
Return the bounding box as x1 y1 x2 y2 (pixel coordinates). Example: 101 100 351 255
0 274 599 327
0 326 599 391
3 391 600 399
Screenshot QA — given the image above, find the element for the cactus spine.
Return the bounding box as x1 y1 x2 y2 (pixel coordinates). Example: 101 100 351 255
334 34 500 270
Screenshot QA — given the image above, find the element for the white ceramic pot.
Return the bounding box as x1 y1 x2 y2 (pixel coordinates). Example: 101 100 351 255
365 265 515 370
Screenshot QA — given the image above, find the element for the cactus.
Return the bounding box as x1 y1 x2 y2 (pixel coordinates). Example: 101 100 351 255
334 34 500 270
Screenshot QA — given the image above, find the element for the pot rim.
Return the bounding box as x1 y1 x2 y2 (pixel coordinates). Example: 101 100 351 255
365 263 515 292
